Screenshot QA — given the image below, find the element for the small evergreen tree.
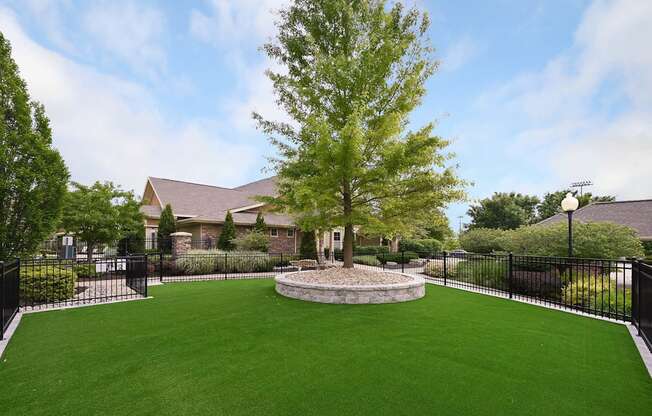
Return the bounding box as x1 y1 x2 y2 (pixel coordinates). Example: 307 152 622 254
157 204 176 253
218 211 237 251
299 230 317 260
254 212 266 233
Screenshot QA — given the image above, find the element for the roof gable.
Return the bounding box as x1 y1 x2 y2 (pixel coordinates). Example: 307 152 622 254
144 176 278 222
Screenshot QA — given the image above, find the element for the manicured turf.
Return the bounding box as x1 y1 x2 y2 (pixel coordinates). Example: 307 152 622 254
1 280 650 415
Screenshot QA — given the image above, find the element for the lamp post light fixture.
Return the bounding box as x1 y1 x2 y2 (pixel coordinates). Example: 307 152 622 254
561 192 580 257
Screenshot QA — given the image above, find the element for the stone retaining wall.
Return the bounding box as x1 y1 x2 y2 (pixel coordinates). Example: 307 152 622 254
275 272 425 304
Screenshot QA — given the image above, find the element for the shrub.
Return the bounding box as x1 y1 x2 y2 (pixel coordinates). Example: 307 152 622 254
562 272 631 315
173 250 299 275
354 245 389 255
233 230 270 252
218 211 237 251
399 239 442 255
503 222 644 259
20 266 77 302
377 251 419 264
423 258 464 279
442 237 460 251
299 230 317 259
72 263 98 278
454 260 507 289
353 255 381 266
459 228 506 253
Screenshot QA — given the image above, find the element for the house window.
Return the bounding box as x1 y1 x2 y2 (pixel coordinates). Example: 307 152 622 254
287 228 295 238
270 228 278 237
334 231 341 241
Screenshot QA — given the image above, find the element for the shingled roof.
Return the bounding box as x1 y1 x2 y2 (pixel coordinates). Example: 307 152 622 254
142 176 292 226
537 199 652 240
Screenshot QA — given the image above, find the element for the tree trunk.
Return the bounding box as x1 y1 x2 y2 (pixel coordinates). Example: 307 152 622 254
317 231 325 264
342 183 354 268
87 243 94 264
343 223 354 268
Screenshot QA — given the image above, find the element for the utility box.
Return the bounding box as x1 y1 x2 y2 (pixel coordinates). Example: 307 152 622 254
60 236 76 259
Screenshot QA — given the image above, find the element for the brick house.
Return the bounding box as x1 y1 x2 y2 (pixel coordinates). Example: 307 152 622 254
140 177 301 253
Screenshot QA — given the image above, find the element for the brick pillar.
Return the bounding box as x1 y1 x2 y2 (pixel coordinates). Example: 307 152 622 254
171 232 192 259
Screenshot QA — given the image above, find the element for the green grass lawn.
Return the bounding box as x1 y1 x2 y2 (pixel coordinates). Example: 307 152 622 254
1 280 650 416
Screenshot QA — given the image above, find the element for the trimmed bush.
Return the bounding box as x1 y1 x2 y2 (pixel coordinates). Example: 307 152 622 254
354 245 389 255
454 260 507 289
72 263 98 278
353 255 381 267
503 222 644 259
459 228 506 253
233 231 270 252
20 266 77 302
377 251 419 264
398 239 442 255
562 272 631 315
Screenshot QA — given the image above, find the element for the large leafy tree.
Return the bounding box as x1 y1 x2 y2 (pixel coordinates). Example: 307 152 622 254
537 190 615 221
467 192 540 230
0 32 69 260
255 0 466 267
60 182 143 262
157 204 176 252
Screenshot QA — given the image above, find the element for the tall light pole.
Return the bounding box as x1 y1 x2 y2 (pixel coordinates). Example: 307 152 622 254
561 192 579 257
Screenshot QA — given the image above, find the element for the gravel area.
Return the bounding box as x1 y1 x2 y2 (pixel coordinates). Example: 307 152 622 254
284 268 413 285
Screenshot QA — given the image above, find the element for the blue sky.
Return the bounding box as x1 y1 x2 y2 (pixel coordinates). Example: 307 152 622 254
1 0 651 230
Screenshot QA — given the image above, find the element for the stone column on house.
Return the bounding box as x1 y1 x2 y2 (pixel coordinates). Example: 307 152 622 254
170 232 192 259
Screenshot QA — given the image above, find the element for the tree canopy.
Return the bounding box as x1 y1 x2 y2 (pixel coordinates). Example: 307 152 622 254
467 192 540 230
60 182 143 261
255 0 466 267
0 32 69 260
537 190 615 221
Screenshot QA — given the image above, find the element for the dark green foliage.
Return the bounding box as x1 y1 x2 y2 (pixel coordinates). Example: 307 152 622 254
217 211 237 251
254 212 266 233
561 271 631 315
537 190 615 221
354 245 389 255
0 33 69 260
459 228 506 253
20 266 76 302
399 239 442 255
299 230 317 260
467 192 540 230
642 241 652 256
157 204 176 252
377 251 419 264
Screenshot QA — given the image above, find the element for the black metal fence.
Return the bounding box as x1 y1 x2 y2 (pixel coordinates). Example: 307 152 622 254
341 251 634 322
146 252 301 283
39 238 221 259
1 260 20 339
19 256 148 311
633 261 652 352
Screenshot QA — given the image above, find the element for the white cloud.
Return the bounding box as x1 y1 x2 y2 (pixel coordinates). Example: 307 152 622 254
0 8 257 194
82 1 167 79
473 0 652 200
189 0 286 46
441 36 479 72
22 0 75 53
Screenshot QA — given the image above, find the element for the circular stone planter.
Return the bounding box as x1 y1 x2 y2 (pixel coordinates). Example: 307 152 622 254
275 271 425 304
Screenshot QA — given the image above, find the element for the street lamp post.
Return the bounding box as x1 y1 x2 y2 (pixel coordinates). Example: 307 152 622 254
561 192 579 257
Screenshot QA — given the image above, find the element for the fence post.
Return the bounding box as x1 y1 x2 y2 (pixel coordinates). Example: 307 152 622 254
224 253 228 280
443 251 447 286
159 251 163 283
508 253 513 299
401 251 405 273
280 252 283 272
144 254 149 298
1 261 5 340
634 260 641 333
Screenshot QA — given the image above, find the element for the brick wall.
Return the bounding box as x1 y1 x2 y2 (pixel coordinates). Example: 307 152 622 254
199 223 298 254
